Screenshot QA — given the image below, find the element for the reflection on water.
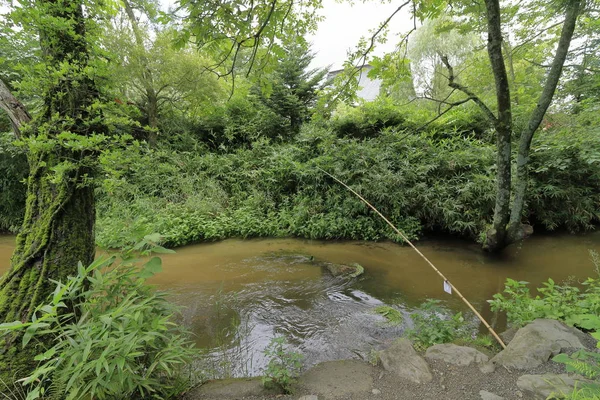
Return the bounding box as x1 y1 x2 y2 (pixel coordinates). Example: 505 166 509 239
1 232 599 376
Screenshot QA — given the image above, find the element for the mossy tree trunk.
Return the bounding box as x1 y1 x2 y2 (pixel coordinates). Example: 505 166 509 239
0 0 103 374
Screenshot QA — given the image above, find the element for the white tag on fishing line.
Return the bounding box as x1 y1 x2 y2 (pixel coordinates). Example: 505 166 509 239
443 280 452 295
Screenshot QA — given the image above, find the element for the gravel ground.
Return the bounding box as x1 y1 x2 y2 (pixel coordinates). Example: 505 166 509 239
185 331 598 400
185 356 572 400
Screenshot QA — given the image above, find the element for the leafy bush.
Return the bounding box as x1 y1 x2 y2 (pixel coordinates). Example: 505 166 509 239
490 253 600 399
261 336 303 394
95 114 600 249
0 236 198 400
329 99 410 139
527 129 600 232
406 299 467 349
489 253 600 330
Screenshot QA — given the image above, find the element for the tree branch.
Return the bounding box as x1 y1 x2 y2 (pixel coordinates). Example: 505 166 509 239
0 78 31 138
440 54 497 123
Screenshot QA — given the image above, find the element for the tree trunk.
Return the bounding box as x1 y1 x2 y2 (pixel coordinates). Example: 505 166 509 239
0 79 31 138
0 0 102 376
507 0 583 243
482 0 513 252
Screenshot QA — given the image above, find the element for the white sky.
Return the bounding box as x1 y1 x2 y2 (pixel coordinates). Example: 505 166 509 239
306 0 413 69
0 0 413 71
160 0 414 70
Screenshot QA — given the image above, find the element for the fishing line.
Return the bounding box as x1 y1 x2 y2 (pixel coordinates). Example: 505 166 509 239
318 167 506 349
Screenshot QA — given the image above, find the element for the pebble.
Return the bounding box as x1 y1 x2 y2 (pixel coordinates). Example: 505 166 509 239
371 389 381 395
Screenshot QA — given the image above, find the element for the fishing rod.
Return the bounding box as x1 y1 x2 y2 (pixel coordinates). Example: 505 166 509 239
318 167 507 349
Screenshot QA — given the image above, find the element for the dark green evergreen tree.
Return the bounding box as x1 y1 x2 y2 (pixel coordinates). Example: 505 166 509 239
254 43 329 139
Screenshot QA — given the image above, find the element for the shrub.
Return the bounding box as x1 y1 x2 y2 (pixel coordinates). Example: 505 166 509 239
262 336 303 394
95 109 600 249
406 299 467 349
329 99 409 139
0 236 198 400
488 252 600 330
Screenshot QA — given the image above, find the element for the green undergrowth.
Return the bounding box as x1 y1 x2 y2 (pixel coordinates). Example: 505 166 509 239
0 235 198 400
95 123 600 249
490 251 600 399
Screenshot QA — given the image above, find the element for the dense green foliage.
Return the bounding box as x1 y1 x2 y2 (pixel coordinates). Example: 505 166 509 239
1 95 599 248
0 238 197 399
93 110 599 249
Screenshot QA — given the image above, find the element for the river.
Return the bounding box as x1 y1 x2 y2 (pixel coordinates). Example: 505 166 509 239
1 233 599 377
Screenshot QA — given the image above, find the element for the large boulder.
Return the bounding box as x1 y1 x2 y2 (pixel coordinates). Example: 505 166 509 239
379 338 432 384
425 343 489 366
517 374 591 399
491 319 586 369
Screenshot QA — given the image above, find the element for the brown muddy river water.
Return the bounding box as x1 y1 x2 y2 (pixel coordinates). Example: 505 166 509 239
1 233 599 376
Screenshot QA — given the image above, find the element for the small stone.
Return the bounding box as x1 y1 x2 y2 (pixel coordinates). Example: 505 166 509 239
479 362 496 374
298 396 319 400
479 390 505 400
441 385 446 390
371 389 381 395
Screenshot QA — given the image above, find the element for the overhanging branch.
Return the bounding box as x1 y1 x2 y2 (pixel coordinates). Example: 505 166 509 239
440 54 497 124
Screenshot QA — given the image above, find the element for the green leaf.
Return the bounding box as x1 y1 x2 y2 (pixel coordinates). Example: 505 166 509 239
139 257 162 279
34 347 56 361
0 320 26 330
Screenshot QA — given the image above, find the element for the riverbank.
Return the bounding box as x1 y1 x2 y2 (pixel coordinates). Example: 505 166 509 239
185 319 599 400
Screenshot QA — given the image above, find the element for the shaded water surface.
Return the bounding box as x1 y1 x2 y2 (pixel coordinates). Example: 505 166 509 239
1 233 599 376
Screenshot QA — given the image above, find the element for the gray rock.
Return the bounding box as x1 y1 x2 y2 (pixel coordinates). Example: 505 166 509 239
325 263 364 278
371 389 381 395
425 343 489 366
479 362 496 374
499 327 518 344
189 377 276 398
479 390 505 400
379 338 432 384
491 319 586 369
298 396 319 400
517 374 591 399
297 360 375 399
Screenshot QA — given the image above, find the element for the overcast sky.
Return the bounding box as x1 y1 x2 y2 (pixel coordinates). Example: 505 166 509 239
306 0 413 70
0 0 413 71
159 0 414 70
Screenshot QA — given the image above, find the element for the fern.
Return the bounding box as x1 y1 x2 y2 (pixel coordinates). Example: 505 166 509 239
554 351 600 379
